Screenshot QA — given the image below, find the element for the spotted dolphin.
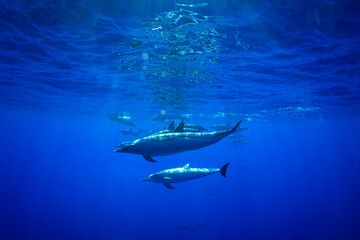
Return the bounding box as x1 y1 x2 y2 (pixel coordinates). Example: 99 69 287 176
142 163 230 189
107 114 136 126
115 121 242 162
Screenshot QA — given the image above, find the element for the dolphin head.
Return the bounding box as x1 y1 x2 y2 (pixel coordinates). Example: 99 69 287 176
115 141 136 153
142 173 162 183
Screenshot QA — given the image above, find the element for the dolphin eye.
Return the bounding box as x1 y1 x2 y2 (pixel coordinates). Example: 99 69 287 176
152 174 160 177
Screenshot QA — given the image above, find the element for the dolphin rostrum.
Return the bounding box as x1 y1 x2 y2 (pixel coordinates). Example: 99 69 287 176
115 121 242 162
142 163 230 189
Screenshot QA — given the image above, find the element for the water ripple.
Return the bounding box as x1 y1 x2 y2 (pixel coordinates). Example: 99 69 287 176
0 0 359 118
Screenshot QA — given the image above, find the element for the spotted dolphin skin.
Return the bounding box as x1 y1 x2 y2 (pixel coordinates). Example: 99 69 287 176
115 121 242 162
142 163 230 189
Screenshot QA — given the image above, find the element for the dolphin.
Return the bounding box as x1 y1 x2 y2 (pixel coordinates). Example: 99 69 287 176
193 222 212 229
115 121 242 162
134 128 154 136
184 124 207 131
107 114 136 126
182 128 202 133
142 163 230 189
229 138 250 146
177 224 197 232
210 123 232 131
119 129 138 137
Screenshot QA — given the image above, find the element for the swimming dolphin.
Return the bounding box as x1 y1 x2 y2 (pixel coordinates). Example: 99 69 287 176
142 163 230 189
134 128 154 136
177 224 197 232
228 137 250 146
115 121 242 162
119 129 138 137
210 123 232 131
184 124 207 131
193 222 212 229
182 128 203 133
107 114 136 126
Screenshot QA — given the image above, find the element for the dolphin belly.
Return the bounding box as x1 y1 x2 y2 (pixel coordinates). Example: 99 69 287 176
163 170 219 183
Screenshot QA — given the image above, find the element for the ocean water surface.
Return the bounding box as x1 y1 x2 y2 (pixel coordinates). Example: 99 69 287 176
0 0 360 239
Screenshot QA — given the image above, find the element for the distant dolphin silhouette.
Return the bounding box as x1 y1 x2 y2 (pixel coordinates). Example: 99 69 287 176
193 222 212 229
107 114 135 126
115 121 242 162
119 129 138 137
211 123 248 132
176 224 197 232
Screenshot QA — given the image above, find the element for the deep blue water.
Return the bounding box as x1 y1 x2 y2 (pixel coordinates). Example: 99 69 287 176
1 0 360 239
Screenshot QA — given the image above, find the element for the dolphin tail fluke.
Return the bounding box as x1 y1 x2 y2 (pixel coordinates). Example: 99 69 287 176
142 154 157 162
229 121 242 134
220 163 230 177
163 183 175 189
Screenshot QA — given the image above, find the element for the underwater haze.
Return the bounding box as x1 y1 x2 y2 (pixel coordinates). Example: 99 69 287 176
1 0 360 239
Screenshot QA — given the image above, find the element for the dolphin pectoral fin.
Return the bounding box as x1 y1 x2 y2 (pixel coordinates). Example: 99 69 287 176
163 183 175 189
142 154 157 162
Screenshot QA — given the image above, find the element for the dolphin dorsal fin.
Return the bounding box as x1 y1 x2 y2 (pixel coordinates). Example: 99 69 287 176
184 164 190 169
167 121 175 131
174 121 185 132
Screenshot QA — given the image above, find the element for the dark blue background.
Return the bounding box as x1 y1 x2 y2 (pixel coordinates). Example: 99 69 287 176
1 0 360 239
